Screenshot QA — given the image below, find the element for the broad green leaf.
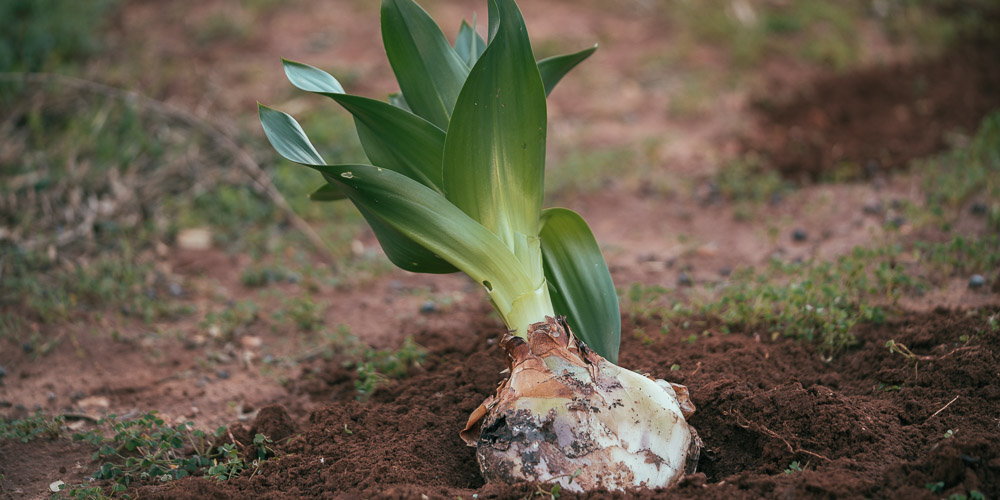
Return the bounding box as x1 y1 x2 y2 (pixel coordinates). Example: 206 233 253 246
381 0 470 129
257 104 326 166
354 204 457 274
309 162 535 294
282 59 446 192
454 19 487 68
259 104 456 273
538 44 597 97
308 183 347 201
443 0 546 251
540 208 620 362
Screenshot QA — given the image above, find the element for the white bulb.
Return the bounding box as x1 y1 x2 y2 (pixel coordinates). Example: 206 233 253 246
462 318 701 492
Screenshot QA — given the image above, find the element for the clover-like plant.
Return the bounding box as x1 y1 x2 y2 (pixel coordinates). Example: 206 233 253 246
258 0 699 492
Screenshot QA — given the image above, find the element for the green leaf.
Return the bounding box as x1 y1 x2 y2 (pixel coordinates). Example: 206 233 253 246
259 103 456 273
388 92 411 112
381 0 470 129
308 163 536 295
454 19 487 68
537 44 597 97
257 104 326 166
282 59 446 192
308 183 347 202
540 208 620 362
443 0 547 250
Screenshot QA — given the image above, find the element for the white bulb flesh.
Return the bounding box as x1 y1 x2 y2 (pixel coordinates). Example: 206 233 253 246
462 318 700 492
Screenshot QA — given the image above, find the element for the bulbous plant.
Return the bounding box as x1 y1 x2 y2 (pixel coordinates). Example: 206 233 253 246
258 0 700 492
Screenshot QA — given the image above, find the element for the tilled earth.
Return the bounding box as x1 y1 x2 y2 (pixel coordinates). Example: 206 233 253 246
127 307 1000 499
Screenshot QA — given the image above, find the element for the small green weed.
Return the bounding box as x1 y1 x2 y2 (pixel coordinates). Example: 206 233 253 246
916 112 1000 231
354 337 427 399
240 265 302 287
714 154 792 204
272 296 324 333
700 245 913 356
621 283 675 320
200 300 258 340
915 235 1000 283
784 461 803 474
947 491 987 500
72 412 274 490
0 412 64 443
925 481 945 493
0 246 192 338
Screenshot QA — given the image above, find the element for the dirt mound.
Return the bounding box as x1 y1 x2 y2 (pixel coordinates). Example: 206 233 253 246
132 307 999 499
746 33 1000 180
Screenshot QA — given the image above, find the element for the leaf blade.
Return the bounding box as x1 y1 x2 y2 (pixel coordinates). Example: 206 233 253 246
258 103 456 273
282 59 446 192
537 44 598 97
454 19 487 68
443 0 546 250
308 183 347 202
540 208 620 362
381 0 470 129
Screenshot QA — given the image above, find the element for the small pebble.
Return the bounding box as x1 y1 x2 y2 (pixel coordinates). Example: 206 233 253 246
216 370 230 380
718 267 732 277
970 202 987 216
419 301 437 314
262 354 276 365
168 283 183 297
969 275 985 289
47 391 56 402
677 272 693 287
792 229 808 242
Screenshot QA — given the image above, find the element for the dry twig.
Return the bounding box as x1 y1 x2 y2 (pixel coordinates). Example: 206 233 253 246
728 408 832 462
927 395 960 420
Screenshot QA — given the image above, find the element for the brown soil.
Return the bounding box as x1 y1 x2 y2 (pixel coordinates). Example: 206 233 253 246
117 307 1000 499
746 34 1000 180
4 1 1000 499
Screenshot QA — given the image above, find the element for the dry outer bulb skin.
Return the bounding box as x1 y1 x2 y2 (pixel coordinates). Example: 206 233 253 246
461 317 701 492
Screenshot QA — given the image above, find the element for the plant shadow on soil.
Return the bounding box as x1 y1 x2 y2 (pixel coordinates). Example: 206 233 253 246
125 306 999 499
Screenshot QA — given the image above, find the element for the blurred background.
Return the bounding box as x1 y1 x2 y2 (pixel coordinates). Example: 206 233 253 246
1 0 998 463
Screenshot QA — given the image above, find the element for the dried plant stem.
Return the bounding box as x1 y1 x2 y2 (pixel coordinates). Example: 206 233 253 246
729 408 832 462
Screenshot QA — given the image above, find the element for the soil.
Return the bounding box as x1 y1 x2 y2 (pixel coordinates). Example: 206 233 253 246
745 28 1000 181
119 306 999 499
2 1 1000 499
